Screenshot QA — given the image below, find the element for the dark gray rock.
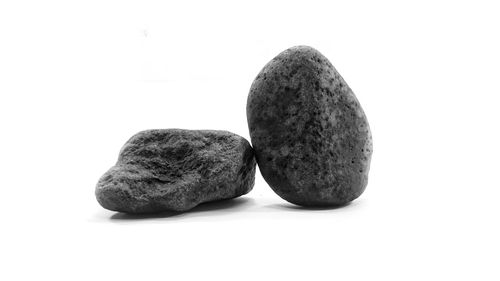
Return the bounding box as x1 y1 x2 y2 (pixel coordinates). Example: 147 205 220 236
96 129 256 213
247 46 372 206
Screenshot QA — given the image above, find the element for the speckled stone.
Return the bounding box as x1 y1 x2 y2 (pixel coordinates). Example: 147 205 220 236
96 129 256 213
247 46 372 206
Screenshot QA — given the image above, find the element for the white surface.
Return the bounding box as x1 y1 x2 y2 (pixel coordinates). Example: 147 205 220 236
1 1 499 280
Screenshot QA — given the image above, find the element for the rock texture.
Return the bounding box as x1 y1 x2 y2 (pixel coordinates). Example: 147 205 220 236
96 129 256 213
247 46 372 206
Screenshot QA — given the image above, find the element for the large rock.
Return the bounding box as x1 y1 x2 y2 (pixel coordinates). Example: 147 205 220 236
96 129 256 213
247 46 372 206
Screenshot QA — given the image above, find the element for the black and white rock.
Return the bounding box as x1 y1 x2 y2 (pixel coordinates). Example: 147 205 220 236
96 129 256 213
247 46 372 206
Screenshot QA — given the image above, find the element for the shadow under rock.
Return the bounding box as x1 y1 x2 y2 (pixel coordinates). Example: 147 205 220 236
109 197 254 220
265 200 358 212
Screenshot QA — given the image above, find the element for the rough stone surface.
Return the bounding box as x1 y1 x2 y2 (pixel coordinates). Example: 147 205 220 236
247 46 372 206
96 129 256 213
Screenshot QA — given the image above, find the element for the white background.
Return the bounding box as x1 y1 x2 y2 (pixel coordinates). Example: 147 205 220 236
1 1 499 280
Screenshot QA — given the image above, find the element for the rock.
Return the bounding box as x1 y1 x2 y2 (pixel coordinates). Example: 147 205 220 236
96 129 256 213
247 46 372 206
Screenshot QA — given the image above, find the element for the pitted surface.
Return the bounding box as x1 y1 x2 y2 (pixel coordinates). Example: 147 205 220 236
247 46 372 206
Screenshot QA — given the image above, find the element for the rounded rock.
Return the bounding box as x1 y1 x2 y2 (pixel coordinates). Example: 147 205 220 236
246 46 372 206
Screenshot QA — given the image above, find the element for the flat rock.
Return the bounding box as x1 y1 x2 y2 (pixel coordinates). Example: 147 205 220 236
247 46 372 206
96 129 256 213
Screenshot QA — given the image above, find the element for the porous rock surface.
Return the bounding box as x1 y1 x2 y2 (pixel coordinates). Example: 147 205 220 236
96 129 256 213
247 46 372 206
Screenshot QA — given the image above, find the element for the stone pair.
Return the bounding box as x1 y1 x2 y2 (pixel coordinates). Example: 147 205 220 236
96 46 372 213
